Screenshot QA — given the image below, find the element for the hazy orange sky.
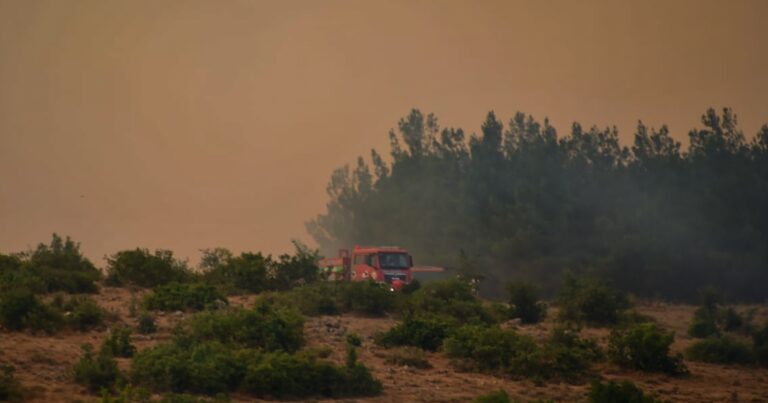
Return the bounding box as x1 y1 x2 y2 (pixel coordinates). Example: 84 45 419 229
1 0 767 265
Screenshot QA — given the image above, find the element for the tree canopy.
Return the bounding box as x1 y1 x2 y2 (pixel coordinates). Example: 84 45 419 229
308 108 768 301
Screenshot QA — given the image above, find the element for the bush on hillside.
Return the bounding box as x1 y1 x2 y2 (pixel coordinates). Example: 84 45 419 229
402 278 496 324
506 281 547 324
346 332 362 347
130 341 243 395
157 393 230 403
0 254 35 293
0 234 100 294
269 242 321 290
174 301 304 352
131 342 381 399
101 326 136 358
202 243 319 294
557 273 630 327
687 289 754 338
688 311 719 338
269 283 339 316
443 325 534 373
376 314 456 351
588 380 664 403
202 251 270 294
0 365 23 402
752 322 768 367
0 287 63 333
472 389 512 403
143 282 226 312
27 234 101 293
685 336 754 364
607 323 687 375
106 249 192 288
337 280 396 316
720 307 745 332
136 312 157 334
540 327 603 381
687 290 720 338
443 325 601 381
242 351 382 399
270 280 396 317
64 295 107 331
383 347 432 369
73 344 121 393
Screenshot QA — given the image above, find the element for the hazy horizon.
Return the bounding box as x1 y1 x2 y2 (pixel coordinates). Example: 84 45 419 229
2 0 767 265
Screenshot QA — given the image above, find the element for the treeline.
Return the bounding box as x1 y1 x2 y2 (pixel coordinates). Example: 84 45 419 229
307 107 768 301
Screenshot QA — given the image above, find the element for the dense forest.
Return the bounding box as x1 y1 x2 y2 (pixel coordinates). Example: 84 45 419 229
307 108 768 301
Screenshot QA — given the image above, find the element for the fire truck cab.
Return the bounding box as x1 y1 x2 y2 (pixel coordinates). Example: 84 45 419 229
318 245 414 291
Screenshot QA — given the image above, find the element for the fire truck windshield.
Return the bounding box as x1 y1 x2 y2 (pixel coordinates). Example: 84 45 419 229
378 252 409 269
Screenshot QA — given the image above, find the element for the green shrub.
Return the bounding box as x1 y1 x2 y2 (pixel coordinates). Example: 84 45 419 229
443 325 537 374
158 393 230 403
64 296 106 331
685 335 754 364
136 312 157 334
0 287 63 332
23 234 101 294
443 325 600 380
73 344 121 393
401 278 421 294
132 342 382 399
720 307 744 332
98 382 151 403
402 279 497 324
688 308 719 338
755 322 768 367
608 323 687 375
0 365 23 402
383 347 432 369
202 243 319 294
242 351 382 398
0 288 107 333
106 249 191 288
506 282 547 324
619 311 656 327
131 341 244 395
540 327 602 381
376 314 456 351
202 252 269 294
472 390 511 403
271 283 339 316
588 380 664 403
685 289 756 338
174 302 304 352
128 295 138 318
557 273 630 326
346 332 362 347
687 287 722 338
270 244 321 290
338 281 396 316
101 326 136 358
143 282 226 312
0 254 40 294
273 281 396 317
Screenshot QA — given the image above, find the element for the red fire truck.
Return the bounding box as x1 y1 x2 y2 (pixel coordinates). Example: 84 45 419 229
318 245 442 291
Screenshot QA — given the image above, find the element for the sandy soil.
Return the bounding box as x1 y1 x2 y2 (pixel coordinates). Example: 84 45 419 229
1 288 767 403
